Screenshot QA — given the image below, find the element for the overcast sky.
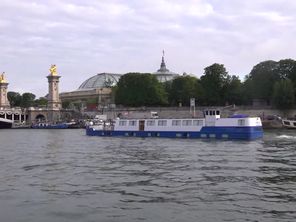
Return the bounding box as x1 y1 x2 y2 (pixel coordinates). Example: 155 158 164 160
1 0 296 97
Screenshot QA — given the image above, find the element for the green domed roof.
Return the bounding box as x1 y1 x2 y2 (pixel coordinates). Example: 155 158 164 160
78 73 122 90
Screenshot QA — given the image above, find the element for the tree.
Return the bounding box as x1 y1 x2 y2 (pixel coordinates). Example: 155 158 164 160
272 79 295 110
199 63 229 105
240 75 253 105
114 73 168 106
21 92 36 108
246 60 280 104
169 76 201 106
7 91 22 107
223 75 243 105
278 59 296 95
277 59 296 80
34 97 48 107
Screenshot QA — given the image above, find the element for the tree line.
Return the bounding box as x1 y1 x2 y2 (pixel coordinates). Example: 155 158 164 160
7 59 296 110
7 92 47 108
114 59 296 109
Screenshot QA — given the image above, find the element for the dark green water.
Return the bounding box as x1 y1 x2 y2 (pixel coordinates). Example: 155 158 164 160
0 129 295 222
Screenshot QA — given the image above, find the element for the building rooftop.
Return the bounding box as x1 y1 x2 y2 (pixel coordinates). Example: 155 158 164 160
78 73 122 90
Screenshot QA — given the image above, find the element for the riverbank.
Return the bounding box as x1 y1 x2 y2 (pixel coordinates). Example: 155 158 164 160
82 105 291 129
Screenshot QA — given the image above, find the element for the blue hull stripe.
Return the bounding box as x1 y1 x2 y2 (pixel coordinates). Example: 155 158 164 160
86 126 263 140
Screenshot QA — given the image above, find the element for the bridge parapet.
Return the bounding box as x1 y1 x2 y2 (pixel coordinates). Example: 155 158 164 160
0 108 26 124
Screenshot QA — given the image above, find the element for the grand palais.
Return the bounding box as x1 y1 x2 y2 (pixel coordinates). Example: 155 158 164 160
60 54 180 110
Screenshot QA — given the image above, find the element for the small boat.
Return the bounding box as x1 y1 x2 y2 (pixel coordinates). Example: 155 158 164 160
31 122 69 129
282 119 296 129
86 109 263 140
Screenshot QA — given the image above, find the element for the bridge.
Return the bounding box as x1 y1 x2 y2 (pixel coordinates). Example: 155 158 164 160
0 108 26 128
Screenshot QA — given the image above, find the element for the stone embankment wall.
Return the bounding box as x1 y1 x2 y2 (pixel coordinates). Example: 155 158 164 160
87 106 296 120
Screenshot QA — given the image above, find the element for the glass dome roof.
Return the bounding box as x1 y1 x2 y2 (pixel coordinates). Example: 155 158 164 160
78 73 122 90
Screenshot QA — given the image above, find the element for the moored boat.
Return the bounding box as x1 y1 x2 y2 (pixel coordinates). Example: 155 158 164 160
31 122 69 129
86 109 263 140
282 119 296 129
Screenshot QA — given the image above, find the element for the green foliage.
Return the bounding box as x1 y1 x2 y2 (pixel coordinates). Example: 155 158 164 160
7 91 22 107
21 92 36 108
8 91 39 108
34 97 48 107
278 59 296 80
200 63 229 105
223 75 243 105
245 60 296 104
240 76 253 105
272 79 295 110
115 73 168 106
168 75 201 106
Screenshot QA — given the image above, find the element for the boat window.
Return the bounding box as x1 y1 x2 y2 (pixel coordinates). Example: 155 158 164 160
119 120 127 126
182 120 192 126
210 110 213 115
238 119 245 126
147 120 155 126
158 120 167 126
200 134 207 138
193 120 203 126
222 134 228 139
216 110 220 115
205 111 208 115
129 120 137 126
172 120 181 126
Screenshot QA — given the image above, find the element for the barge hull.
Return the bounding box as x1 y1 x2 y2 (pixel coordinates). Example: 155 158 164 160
86 126 263 140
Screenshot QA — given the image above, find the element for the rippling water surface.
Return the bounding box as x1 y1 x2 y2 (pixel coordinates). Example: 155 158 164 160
0 129 296 222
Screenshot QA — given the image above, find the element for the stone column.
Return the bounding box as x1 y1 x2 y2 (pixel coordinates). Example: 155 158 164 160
0 82 10 108
47 67 61 123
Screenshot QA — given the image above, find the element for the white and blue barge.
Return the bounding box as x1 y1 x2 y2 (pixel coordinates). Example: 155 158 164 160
86 110 263 140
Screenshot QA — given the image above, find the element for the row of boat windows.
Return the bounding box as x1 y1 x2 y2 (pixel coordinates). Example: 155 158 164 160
99 131 230 138
204 110 220 116
118 132 229 138
118 119 204 127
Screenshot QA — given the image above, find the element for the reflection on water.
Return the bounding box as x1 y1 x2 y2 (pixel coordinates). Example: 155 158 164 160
0 129 295 222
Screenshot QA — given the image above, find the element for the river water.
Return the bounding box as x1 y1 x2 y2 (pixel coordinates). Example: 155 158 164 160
0 129 295 222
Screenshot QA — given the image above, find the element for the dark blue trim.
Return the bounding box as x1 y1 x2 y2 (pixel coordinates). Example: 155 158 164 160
86 126 263 140
32 123 69 129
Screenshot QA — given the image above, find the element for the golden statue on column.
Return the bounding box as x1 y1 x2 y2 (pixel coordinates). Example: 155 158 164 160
49 64 58 76
0 72 7 83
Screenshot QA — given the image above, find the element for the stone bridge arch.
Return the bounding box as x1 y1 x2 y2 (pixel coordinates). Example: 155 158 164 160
27 109 49 124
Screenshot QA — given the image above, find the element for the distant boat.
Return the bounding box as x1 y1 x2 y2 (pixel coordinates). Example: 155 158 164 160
31 122 69 129
86 109 263 140
282 119 296 129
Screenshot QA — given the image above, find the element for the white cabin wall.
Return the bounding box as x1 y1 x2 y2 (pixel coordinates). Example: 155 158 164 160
114 117 262 131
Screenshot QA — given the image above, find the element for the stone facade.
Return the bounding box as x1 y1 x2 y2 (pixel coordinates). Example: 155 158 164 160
47 73 62 123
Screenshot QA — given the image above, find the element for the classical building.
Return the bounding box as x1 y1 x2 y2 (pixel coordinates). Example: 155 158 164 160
60 72 121 111
153 51 179 82
60 53 180 110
